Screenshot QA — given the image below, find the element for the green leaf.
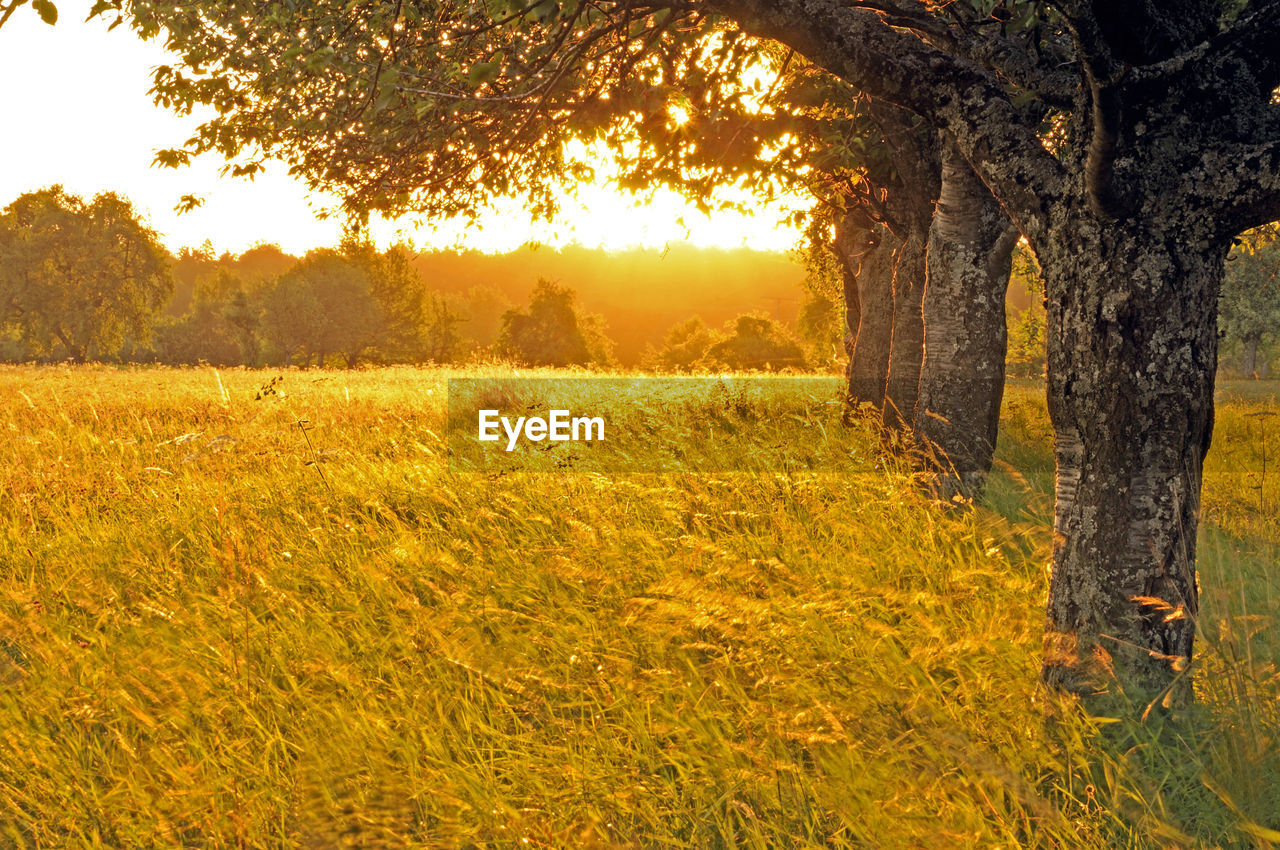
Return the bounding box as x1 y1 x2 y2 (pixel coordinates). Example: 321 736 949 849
32 0 57 25
467 61 500 88
530 0 558 23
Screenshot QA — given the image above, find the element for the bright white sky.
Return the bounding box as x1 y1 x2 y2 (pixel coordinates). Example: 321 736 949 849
0 1 807 255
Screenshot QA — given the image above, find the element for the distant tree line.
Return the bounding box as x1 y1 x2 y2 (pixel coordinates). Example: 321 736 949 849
0 186 836 371
5 186 1274 379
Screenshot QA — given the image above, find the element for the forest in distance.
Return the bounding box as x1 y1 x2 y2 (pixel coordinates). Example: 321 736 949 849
0 183 1170 378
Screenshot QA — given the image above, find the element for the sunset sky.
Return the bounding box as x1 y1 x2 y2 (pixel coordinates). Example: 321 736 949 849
0 1 808 256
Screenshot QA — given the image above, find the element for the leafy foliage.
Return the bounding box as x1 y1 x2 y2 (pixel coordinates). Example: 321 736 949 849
496 278 614 368
706 313 807 371
795 291 843 369
643 316 716 372
0 186 172 361
647 312 807 372
1007 308 1046 378
1006 242 1046 378
1219 230 1280 377
0 0 57 30
106 0 925 244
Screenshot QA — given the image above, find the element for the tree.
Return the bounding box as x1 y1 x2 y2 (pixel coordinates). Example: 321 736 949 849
497 279 614 368
259 249 386 367
1219 230 1280 377
109 0 1280 697
1007 243 1047 379
795 292 843 370
915 137 1020 494
0 186 172 361
223 287 262 366
150 280 247 366
706 313 808 371
454 284 513 351
257 268 329 367
645 316 717 372
342 239 440 362
421 292 465 363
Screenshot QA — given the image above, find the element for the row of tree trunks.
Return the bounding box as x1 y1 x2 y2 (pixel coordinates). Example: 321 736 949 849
708 0 1268 703
832 148 1222 700
835 134 1019 498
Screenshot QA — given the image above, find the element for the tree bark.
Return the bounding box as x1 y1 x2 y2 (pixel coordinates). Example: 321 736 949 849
916 137 1020 496
845 224 899 409
884 233 926 431
1039 215 1227 702
834 210 863 357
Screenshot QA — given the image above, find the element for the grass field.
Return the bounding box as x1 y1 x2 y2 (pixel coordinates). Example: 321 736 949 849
1 365 1278 848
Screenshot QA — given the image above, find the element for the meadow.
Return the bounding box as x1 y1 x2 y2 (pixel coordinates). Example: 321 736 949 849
1 364 1278 848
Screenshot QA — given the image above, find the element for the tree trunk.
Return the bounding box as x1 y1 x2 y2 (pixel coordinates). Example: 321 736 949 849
846 224 899 409
53 327 85 363
1242 336 1260 378
916 137 1020 495
883 233 926 431
1038 216 1227 702
833 210 863 363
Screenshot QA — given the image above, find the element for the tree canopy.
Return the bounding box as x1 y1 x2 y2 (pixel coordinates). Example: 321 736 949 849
0 186 172 361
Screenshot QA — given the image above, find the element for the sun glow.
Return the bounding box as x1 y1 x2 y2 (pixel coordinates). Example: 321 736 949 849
0 1 809 257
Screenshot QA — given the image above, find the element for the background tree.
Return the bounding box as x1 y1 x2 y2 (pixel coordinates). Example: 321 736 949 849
262 249 385 368
1219 229 1280 377
453 284 513 353
0 186 171 362
342 239 439 362
497 279 614 368
421 292 464 363
1006 243 1047 379
706 313 808 372
795 291 843 370
644 316 717 372
257 269 328 367
222 288 261 366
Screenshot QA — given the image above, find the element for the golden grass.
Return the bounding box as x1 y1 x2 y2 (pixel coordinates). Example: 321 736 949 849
0 365 1276 848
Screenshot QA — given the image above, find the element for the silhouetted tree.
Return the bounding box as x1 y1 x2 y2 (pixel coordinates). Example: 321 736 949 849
645 317 716 373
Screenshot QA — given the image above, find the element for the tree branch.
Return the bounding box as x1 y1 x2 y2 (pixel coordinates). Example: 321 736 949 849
1202 136 1280 237
707 0 1066 242
1131 0 1280 106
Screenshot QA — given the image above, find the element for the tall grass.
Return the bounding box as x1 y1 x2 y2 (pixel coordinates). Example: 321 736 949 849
0 365 1276 847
